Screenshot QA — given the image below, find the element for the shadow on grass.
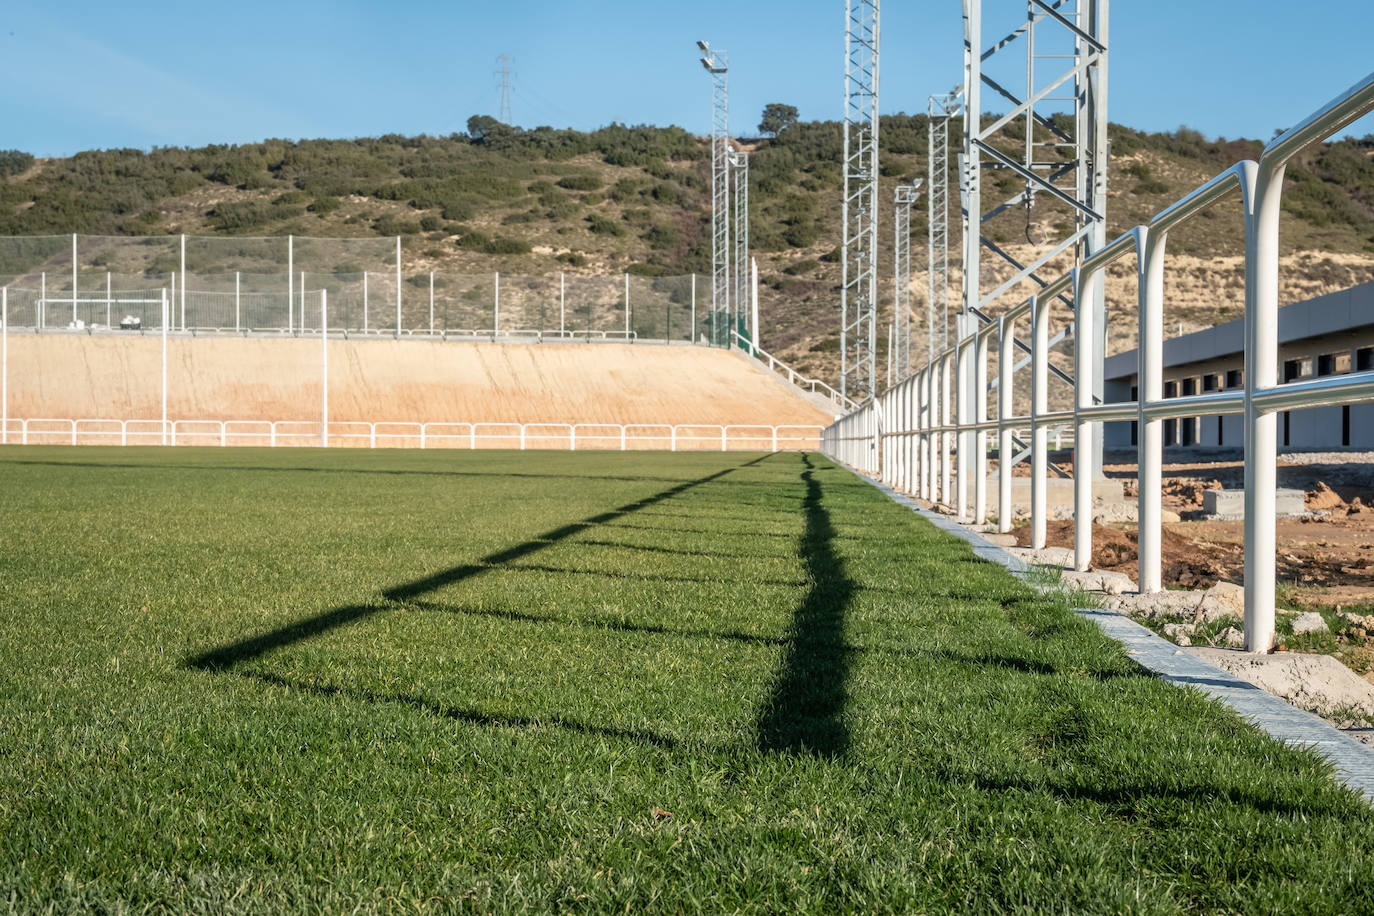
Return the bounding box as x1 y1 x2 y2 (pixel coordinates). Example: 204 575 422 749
186 453 773 671
244 670 683 749
755 454 854 757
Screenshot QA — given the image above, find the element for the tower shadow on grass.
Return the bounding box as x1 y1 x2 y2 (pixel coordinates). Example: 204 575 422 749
186 453 773 672
755 453 854 757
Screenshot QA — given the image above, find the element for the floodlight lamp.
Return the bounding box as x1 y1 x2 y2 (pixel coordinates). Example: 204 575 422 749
697 40 709 52
700 57 713 71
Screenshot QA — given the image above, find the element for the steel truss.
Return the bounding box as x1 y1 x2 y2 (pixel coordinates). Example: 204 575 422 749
731 150 750 340
841 0 880 405
698 42 732 346
958 0 1108 513
892 180 922 384
927 91 962 363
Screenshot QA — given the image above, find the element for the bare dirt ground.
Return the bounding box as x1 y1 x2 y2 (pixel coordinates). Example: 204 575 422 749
1013 449 1374 692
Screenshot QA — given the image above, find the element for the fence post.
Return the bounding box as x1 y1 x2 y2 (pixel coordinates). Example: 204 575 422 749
170 272 176 332
560 272 565 335
690 273 696 344
1 286 6 445
494 272 500 338
624 273 630 339
997 316 1014 533
1139 228 1166 593
72 233 78 325
363 271 369 332
429 271 434 335
395 236 402 338
1245 158 1284 652
235 272 241 333
520 424 526 450
179 233 185 330
287 235 293 334
1072 267 1095 572
105 272 111 328
321 290 329 448
299 272 305 334
975 331 989 524
940 354 952 505
1031 295 1048 550
161 288 168 446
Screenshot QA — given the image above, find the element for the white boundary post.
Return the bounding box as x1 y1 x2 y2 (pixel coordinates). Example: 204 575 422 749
691 273 696 343
997 316 1014 533
1031 294 1048 550
161 288 168 445
751 258 759 355
493 272 500 337
395 236 402 338
179 233 185 329
72 233 78 325
2 286 7 444
559 272 565 335
321 290 328 448
287 235 293 334
974 329 989 525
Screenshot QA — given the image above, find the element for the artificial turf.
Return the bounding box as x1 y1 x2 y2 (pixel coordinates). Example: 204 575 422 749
0 445 1371 913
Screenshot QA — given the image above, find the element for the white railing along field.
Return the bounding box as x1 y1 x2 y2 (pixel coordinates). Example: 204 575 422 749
2 418 821 452
822 71 1374 655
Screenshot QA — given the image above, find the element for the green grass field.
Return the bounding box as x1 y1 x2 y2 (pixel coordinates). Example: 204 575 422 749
1 446 1372 913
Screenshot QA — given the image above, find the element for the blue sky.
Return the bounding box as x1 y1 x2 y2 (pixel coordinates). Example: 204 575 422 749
3 1 1373 157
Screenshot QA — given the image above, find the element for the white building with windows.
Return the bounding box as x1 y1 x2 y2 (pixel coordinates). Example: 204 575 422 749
1104 280 1374 450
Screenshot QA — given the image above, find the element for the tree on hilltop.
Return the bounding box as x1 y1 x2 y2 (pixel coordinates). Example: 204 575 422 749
758 104 799 138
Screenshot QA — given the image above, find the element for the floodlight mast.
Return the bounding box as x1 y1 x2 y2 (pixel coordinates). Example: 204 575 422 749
958 0 1109 514
841 0 880 405
927 90 962 363
697 41 731 345
731 149 749 343
893 179 923 383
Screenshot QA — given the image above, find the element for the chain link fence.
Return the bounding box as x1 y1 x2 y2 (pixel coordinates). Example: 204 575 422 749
0 234 718 344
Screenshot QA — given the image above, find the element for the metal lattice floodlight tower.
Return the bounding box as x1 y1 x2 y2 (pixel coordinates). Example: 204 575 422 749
698 41 731 346
731 150 750 343
960 0 1108 507
927 90 962 362
841 0 880 404
893 179 923 382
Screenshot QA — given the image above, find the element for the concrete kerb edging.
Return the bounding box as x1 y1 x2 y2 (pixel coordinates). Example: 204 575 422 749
829 458 1374 805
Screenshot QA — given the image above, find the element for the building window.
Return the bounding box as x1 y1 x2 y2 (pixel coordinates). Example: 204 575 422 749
1226 368 1242 388
1358 348 1374 372
1203 374 1219 391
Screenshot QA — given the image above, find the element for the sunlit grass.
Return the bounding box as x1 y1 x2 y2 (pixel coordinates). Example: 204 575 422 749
1 446 1371 913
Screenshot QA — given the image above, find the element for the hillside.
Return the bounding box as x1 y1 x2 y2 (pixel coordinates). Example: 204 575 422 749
3 116 1373 387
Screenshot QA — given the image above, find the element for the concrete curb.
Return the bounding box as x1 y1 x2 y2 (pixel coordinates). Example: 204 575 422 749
833 459 1374 805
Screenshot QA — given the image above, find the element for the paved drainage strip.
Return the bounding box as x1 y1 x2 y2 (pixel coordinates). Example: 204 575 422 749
835 462 1374 805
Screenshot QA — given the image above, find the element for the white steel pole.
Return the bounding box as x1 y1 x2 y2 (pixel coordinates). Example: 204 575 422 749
72 233 78 324
179 233 185 330
1139 228 1165 593
321 290 328 448
395 236 401 338
235 272 240 332
624 272 630 339
429 271 434 334
888 323 894 389
287 235 293 335
2 287 7 445
363 272 369 332
1031 295 1049 550
40 272 45 330
494 272 500 337
300 272 306 332
751 258 759 355
560 272 565 335
691 273 696 344
997 317 1014 533
170 272 176 331
1073 268 1094 572
161 288 168 446
105 272 111 328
